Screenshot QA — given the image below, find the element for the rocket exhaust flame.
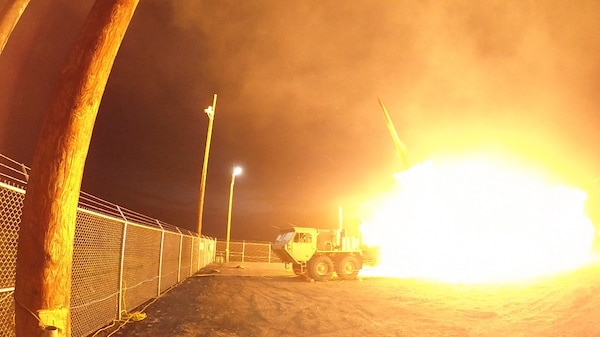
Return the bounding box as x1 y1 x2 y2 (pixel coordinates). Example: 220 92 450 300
360 156 596 284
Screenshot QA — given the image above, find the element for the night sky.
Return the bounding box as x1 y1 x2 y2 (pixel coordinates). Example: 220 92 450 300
1 1 599 241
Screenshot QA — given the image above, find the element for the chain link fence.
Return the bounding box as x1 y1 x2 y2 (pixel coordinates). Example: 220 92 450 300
0 153 216 337
215 240 281 264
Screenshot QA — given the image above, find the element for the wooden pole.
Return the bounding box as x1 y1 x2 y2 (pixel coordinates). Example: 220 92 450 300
14 1 139 336
0 0 30 55
197 94 217 235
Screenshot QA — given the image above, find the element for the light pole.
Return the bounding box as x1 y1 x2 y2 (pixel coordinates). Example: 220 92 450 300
225 166 242 263
197 94 217 235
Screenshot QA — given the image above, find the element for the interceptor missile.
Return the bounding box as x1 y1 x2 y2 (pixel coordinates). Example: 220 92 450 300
378 99 410 170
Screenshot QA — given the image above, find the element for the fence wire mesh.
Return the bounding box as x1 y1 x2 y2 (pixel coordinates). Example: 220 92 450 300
0 186 21 289
0 175 23 337
0 154 216 337
216 240 281 263
182 236 194 280
122 225 163 316
160 232 182 292
71 210 123 337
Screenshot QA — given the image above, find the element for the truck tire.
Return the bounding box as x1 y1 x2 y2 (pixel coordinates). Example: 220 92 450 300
336 256 361 280
308 255 334 281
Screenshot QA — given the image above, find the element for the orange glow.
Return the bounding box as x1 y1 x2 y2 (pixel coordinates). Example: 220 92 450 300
360 155 596 284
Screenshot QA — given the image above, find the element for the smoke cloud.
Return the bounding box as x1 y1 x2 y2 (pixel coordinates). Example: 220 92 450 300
1 0 599 238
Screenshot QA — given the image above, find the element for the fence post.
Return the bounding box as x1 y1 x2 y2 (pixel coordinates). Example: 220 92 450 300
157 220 165 297
177 228 183 283
196 236 201 272
242 240 245 263
199 237 204 268
189 236 194 276
202 237 207 268
214 238 218 263
116 206 128 321
206 238 210 265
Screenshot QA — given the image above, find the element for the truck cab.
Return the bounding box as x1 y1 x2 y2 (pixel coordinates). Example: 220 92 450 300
272 227 318 264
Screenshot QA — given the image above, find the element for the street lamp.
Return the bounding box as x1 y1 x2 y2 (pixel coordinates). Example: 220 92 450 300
225 166 243 263
197 94 217 235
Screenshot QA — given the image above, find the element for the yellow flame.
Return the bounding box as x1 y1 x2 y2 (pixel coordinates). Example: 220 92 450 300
360 156 596 283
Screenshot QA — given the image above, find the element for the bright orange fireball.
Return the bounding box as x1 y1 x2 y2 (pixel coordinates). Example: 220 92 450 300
360 155 596 283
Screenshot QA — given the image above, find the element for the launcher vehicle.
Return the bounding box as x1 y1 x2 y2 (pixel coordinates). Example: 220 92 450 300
272 226 379 281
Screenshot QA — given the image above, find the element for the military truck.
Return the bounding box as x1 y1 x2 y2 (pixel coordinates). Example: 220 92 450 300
271 226 379 281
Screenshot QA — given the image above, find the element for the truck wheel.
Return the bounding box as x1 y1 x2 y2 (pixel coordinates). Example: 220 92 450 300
308 256 333 281
336 256 361 280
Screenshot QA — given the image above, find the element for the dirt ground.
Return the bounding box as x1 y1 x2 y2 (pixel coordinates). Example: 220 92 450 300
96 261 600 337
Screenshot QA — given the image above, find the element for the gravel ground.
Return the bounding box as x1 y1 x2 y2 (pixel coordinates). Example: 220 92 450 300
92 261 600 337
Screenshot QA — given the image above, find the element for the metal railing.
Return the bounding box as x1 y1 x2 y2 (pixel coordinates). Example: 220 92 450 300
215 240 281 263
0 153 216 337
